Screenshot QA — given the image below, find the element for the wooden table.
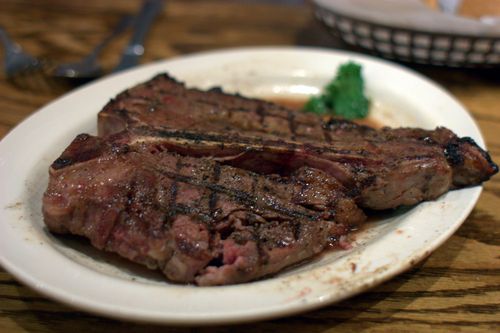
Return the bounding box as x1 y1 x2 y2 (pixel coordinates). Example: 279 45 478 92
1 1 499 332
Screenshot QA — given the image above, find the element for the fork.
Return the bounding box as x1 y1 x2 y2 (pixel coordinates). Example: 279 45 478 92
0 26 48 90
113 0 165 73
51 15 133 82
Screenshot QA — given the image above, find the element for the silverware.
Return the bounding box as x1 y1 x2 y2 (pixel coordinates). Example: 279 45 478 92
52 15 133 81
438 0 461 14
113 0 164 73
0 26 46 89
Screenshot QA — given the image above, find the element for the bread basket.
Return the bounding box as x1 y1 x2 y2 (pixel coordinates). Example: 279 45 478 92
313 0 500 68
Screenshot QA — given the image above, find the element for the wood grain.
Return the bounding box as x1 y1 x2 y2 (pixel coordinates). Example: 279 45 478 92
0 0 499 332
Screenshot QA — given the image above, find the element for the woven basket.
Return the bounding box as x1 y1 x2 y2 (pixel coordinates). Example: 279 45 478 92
313 2 500 68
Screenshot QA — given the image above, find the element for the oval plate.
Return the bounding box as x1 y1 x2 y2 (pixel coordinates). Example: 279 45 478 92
0 47 484 325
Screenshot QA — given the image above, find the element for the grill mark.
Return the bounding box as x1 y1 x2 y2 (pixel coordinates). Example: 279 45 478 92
226 106 277 115
103 178 136 249
251 173 258 197
52 157 73 169
111 92 323 127
133 126 369 156
108 92 359 142
193 99 218 107
288 111 297 141
246 211 257 226
252 222 268 266
208 163 221 217
166 204 212 222
211 106 319 132
112 80 495 160
164 157 182 225
116 96 440 147
171 157 182 203
292 219 302 240
155 168 317 220
205 162 221 255
113 108 130 119
323 127 332 143
444 141 464 166
159 206 211 273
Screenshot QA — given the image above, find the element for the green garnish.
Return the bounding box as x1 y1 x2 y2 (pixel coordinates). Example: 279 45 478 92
304 61 369 119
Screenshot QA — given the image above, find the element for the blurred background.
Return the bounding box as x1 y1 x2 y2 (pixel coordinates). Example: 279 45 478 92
1 0 499 136
0 1 499 332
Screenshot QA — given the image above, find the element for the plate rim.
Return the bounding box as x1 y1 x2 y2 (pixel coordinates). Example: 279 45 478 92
0 46 484 325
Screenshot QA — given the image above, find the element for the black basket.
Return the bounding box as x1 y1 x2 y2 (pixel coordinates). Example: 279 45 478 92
314 4 500 68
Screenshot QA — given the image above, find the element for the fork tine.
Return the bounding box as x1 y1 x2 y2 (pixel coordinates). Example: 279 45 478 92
9 66 47 92
2 27 93 92
7 57 66 93
1 26 53 91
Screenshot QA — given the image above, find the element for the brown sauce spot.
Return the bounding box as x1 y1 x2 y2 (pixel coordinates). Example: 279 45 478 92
271 98 382 129
5 202 23 209
350 262 357 272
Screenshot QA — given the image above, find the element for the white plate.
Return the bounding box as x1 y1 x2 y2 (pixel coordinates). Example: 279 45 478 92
0 47 484 325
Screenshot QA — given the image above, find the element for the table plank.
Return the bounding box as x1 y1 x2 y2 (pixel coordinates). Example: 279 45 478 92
0 1 499 332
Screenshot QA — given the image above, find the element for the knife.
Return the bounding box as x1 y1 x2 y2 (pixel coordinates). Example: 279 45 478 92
113 0 164 73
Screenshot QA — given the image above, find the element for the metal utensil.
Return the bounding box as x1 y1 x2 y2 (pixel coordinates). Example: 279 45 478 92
52 15 133 80
113 0 164 73
0 26 46 88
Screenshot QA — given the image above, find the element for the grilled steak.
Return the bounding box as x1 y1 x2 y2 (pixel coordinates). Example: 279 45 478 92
43 131 365 285
97 74 498 209
43 73 498 286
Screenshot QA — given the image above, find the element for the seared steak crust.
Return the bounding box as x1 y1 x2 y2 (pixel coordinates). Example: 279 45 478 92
43 132 365 285
98 74 498 209
105 126 456 210
43 73 498 286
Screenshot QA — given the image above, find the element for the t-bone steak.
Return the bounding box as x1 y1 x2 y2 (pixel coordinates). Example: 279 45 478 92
43 131 365 285
42 73 498 286
97 74 498 209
